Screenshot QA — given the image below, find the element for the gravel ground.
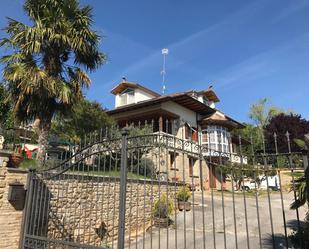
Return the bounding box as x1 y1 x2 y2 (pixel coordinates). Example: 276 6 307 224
124 191 307 249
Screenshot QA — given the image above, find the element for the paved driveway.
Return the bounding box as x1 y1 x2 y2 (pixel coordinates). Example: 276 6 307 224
125 191 306 249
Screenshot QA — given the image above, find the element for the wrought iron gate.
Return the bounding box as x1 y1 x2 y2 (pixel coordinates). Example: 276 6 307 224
20 125 308 249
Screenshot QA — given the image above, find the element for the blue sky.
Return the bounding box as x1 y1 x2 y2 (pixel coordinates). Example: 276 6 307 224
1 0 309 123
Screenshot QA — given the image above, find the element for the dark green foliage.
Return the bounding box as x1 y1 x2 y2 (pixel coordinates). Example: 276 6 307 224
176 186 191 202
136 158 155 177
50 99 113 142
0 83 13 129
289 212 309 249
0 0 105 161
19 158 38 169
290 176 307 210
217 163 276 190
232 123 263 156
265 113 309 153
153 194 174 218
71 124 157 178
1 0 105 123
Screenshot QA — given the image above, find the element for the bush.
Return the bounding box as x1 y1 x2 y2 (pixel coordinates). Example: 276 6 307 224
153 194 174 218
19 158 38 169
176 186 191 202
134 158 155 177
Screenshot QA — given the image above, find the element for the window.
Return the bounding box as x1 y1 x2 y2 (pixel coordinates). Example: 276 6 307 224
184 124 197 141
119 88 135 105
201 126 230 153
209 130 215 142
202 131 208 144
192 130 198 142
185 124 190 139
162 119 173 134
170 153 175 168
203 96 209 105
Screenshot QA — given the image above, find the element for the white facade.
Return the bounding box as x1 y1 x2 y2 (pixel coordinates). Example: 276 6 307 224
110 83 245 164
115 88 157 108
196 94 216 108
161 101 197 127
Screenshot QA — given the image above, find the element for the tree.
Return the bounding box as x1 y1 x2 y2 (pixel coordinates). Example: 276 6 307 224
0 83 13 129
50 99 113 142
232 123 262 156
248 98 283 135
0 0 105 164
218 162 276 190
73 124 157 178
264 113 309 153
289 134 309 248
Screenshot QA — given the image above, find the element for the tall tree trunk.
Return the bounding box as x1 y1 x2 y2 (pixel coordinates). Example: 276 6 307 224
37 116 52 167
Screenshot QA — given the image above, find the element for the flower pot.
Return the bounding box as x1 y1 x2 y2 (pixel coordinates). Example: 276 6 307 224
153 217 170 228
8 153 23 168
178 201 191 211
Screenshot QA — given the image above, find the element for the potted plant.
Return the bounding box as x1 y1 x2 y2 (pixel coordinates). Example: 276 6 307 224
8 150 24 168
176 186 192 211
153 194 174 227
8 142 24 168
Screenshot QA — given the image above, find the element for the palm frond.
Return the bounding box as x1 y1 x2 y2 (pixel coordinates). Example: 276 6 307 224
0 0 105 125
0 53 26 63
290 176 307 210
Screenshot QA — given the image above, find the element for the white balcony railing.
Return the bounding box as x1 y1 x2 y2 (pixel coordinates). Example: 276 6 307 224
152 132 248 164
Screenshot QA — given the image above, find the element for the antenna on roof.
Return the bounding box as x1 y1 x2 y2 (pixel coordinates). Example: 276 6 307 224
161 48 168 95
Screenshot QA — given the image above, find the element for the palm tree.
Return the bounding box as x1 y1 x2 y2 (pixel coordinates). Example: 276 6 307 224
290 135 308 209
0 0 105 164
289 135 309 248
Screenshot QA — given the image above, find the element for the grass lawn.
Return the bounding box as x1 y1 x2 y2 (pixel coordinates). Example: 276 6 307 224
18 159 149 180
283 171 304 178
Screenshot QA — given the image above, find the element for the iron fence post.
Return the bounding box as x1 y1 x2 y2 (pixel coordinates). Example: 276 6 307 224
19 169 35 249
118 128 129 249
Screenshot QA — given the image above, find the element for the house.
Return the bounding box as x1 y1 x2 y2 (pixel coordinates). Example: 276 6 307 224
106 79 246 189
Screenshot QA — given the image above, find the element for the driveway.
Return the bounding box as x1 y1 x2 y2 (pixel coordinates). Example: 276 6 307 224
125 191 307 249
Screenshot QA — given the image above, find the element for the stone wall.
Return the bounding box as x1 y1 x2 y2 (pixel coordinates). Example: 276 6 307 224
40 174 181 248
0 163 181 249
0 165 28 249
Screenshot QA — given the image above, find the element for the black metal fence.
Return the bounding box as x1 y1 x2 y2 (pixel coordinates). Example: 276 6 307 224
19 121 308 249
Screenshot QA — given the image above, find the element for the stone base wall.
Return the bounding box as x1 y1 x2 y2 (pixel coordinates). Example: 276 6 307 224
34 174 181 248
0 166 28 249
0 165 181 249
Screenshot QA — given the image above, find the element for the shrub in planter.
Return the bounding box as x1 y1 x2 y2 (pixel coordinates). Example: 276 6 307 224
176 186 192 211
153 194 174 227
8 152 24 168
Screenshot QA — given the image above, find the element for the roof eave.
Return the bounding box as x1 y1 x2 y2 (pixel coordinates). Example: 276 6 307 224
106 94 215 116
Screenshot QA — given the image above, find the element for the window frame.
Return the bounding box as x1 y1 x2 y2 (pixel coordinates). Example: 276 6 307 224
201 126 230 152
119 88 135 105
